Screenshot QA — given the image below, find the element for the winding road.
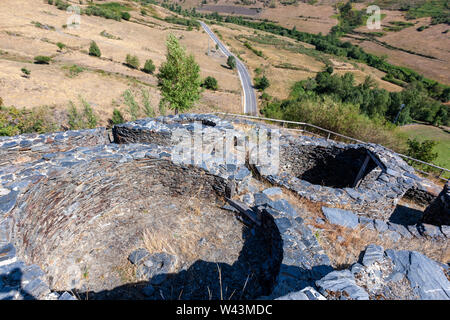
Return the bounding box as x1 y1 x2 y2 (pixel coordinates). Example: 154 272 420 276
200 21 257 115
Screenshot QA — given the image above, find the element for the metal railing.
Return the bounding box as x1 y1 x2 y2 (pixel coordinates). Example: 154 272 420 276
215 112 450 181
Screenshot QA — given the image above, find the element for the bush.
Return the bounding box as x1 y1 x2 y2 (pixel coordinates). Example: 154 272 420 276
67 97 98 130
142 59 156 74
34 56 52 64
202 76 218 90
121 11 131 21
110 108 125 125
254 75 270 91
0 105 60 136
56 42 66 51
89 41 101 57
125 54 140 69
406 138 438 163
21 68 31 77
227 55 236 69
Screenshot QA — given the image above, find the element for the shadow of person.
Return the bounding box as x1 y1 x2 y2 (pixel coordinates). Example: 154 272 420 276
0 268 36 300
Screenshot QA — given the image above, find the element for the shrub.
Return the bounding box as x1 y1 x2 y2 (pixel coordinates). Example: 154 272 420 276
0 105 60 136
406 138 438 163
67 97 98 130
141 89 155 117
121 11 131 21
21 68 31 77
123 89 140 121
111 108 125 125
56 42 66 51
254 75 270 91
227 55 236 69
34 56 52 64
142 59 156 74
89 41 101 57
201 76 218 90
125 54 140 69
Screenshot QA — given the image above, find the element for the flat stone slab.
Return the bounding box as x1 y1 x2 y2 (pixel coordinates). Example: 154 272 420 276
322 207 359 229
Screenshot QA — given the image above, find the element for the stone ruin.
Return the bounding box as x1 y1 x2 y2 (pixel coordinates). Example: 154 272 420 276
0 114 448 300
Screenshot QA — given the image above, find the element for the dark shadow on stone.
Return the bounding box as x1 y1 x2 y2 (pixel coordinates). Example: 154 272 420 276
389 205 423 226
0 268 36 300
288 147 377 188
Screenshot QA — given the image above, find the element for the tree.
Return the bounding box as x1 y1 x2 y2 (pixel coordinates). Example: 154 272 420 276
227 55 236 69
34 56 52 64
125 54 140 69
406 138 438 163
121 11 131 21
89 41 101 57
254 75 270 91
202 76 218 90
157 34 202 114
142 59 156 74
141 89 155 117
123 89 140 121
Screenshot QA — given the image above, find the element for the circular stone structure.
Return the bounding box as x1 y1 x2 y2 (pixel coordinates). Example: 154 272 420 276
0 114 444 300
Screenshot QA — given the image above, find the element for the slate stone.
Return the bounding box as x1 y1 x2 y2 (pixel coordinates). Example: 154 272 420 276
441 225 450 238
58 292 77 300
385 230 401 242
362 244 384 267
322 207 359 229
407 224 422 238
0 190 19 214
386 250 450 300
387 222 412 239
276 287 325 300
23 278 50 298
262 187 283 198
316 270 369 300
418 223 443 238
274 217 292 233
358 217 375 230
374 219 389 233
0 243 16 263
269 199 297 217
128 248 150 265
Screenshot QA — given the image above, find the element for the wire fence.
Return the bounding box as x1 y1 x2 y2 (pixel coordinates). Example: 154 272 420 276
215 112 450 182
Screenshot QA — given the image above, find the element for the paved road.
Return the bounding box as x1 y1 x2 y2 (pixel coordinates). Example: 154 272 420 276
200 21 257 115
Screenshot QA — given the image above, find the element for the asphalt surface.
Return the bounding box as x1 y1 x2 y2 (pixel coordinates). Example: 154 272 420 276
200 21 258 115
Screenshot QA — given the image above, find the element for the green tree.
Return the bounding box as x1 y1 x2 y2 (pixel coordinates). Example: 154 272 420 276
21 68 31 78
56 42 66 51
254 75 270 91
406 138 438 163
89 41 101 57
143 59 156 74
157 34 202 114
227 55 236 69
202 76 218 90
125 54 140 69
34 56 52 64
67 97 98 130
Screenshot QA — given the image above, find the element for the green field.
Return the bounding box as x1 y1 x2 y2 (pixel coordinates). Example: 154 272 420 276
399 124 450 172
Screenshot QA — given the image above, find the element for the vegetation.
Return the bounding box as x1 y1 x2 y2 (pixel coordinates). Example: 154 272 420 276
141 89 155 117
157 34 202 114
123 89 141 121
110 108 125 125
125 54 140 69
67 97 98 130
254 75 270 91
227 55 236 69
406 138 438 163
142 59 156 74
201 76 218 90
21 68 30 78
0 105 60 136
56 42 66 51
34 56 52 64
89 41 101 57
63 64 84 78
